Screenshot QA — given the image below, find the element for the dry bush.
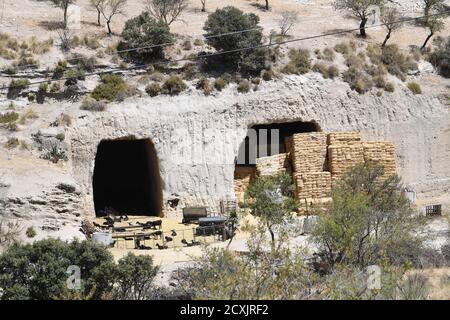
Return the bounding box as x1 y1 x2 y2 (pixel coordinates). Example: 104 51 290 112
196 77 213 96
162 75 187 95
19 108 38 125
0 220 21 248
145 83 161 97
237 80 250 93
81 97 107 111
4 137 19 149
282 48 311 75
213 78 227 91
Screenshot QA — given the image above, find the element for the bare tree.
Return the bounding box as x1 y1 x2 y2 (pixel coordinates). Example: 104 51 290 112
146 0 188 26
333 0 385 38
100 0 127 35
90 0 106 26
380 7 403 47
200 0 206 12
51 0 77 28
278 11 299 38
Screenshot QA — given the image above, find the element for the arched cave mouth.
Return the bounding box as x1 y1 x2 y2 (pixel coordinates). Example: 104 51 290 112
93 138 163 217
236 121 320 166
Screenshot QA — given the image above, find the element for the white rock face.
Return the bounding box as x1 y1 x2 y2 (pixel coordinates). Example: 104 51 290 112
69 75 450 218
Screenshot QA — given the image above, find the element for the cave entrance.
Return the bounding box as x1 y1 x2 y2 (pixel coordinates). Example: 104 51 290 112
236 121 320 166
93 138 163 217
234 121 320 205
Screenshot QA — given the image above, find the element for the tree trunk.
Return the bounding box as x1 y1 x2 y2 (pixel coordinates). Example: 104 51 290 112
382 30 391 47
422 31 434 50
201 2 206 12
97 9 101 26
63 5 68 28
265 0 269 10
107 20 112 35
359 18 367 38
267 222 275 243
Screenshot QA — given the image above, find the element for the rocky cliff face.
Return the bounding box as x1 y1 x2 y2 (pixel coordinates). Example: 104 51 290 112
68 74 450 218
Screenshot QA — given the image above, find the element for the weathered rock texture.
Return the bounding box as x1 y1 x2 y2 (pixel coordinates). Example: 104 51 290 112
67 75 450 218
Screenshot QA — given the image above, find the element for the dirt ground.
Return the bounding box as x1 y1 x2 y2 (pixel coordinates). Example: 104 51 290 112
1 0 449 54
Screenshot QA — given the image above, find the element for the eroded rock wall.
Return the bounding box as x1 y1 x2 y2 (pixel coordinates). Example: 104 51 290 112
69 75 450 217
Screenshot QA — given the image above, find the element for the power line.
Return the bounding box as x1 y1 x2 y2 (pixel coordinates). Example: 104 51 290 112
1 11 448 92
1 7 434 72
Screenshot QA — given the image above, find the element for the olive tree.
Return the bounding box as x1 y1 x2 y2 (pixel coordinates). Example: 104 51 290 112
203 6 268 75
333 0 385 38
100 0 127 35
118 11 174 62
146 0 188 26
51 0 77 28
311 164 424 268
89 0 106 26
245 173 297 244
419 0 446 50
381 7 403 47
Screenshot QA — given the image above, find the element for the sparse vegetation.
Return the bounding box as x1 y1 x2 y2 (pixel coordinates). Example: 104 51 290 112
213 77 227 91
42 144 68 163
196 77 213 95
81 96 107 111
429 36 450 78
237 80 250 93
282 48 311 75
7 79 30 99
0 112 19 125
162 75 187 95
25 226 37 238
4 137 19 149
145 83 162 97
91 74 129 101
407 82 422 94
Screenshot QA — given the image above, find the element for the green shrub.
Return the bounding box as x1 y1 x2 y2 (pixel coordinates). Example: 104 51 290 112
380 45 411 81
53 60 68 79
237 80 250 93
50 82 61 93
0 112 19 124
56 133 65 142
91 74 129 101
429 36 449 78
145 83 161 97
119 12 174 62
213 78 227 91
282 48 311 74
42 144 68 163
25 226 36 238
407 82 422 94
38 83 48 93
162 75 187 95
81 97 107 111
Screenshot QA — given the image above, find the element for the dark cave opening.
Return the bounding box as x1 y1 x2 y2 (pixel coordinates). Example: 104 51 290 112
236 121 320 166
93 139 163 217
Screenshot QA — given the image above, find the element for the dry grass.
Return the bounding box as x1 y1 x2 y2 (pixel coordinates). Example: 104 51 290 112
407 268 450 300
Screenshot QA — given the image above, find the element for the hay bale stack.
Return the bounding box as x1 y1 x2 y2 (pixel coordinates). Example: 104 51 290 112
328 143 364 186
363 141 396 179
327 132 361 145
291 132 327 173
256 153 290 176
297 197 333 216
234 166 256 204
295 172 332 200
